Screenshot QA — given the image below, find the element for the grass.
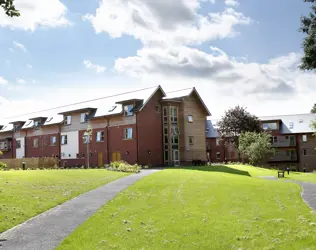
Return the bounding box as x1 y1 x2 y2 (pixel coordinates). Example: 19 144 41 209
59 165 316 250
225 164 316 183
0 169 129 233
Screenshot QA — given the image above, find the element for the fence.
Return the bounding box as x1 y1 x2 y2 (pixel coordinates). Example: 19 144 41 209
0 158 58 170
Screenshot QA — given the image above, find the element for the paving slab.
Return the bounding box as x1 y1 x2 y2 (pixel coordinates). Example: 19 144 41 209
0 169 160 250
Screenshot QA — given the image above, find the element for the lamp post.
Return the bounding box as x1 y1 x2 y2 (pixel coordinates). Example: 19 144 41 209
83 132 90 169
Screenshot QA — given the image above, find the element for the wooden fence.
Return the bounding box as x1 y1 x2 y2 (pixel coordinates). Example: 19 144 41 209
0 158 58 170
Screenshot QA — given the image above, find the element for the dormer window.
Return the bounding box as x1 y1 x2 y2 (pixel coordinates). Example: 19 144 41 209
80 113 87 123
64 116 71 125
262 122 278 130
124 104 134 116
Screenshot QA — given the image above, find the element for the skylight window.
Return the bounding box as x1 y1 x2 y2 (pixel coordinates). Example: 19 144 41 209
108 105 117 112
289 122 294 129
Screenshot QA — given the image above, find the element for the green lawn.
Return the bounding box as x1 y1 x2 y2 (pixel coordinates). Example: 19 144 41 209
59 166 316 250
0 169 129 233
226 164 316 183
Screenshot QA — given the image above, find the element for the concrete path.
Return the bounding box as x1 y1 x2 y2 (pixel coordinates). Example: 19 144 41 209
0 169 160 250
259 176 316 211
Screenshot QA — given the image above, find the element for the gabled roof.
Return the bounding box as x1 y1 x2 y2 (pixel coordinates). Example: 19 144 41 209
164 87 211 116
206 119 220 138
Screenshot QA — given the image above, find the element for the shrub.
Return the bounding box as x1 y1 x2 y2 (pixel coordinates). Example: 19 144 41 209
108 161 142 173
0 162 8 171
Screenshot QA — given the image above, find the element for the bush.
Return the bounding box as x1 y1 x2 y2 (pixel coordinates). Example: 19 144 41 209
108 161 142 173
0 162 8 171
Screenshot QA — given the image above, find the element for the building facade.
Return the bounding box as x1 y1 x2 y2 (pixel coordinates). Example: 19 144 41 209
0 86 210 167
206 113 316 171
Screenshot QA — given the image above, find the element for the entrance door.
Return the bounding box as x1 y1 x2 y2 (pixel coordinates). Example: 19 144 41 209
172 150 180 166
111 152 121 162
98 152 103 167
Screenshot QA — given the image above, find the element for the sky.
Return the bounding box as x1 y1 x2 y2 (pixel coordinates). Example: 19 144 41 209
0 0 315 121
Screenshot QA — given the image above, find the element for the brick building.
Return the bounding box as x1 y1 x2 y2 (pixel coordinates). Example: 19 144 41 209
0 86 210 167
206 114 316 171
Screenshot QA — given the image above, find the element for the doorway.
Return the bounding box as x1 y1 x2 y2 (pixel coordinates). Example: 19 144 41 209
111 151 121 162
98 152 103 167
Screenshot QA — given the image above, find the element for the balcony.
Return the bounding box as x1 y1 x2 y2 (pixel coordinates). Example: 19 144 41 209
269 153 297 162
271 136 296 147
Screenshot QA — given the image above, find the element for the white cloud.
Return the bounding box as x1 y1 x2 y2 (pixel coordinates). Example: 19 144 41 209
83 60 106 73
13 41 27 52
0 76 8 85
8 48 14 52
16 78 27 84
84 0 251 45
225 0 239 7
0 0 71 31
27 64 33 69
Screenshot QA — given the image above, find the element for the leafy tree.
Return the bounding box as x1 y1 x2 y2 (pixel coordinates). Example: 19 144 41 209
239 132 274 166
0 0 19 17
311 120 316 135
0 151 2 157
217 105 262 149
311 103 316 113
300 0 316 70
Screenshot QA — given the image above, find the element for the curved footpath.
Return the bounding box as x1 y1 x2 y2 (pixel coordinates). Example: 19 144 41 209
0 169 160 250
260 176 316 211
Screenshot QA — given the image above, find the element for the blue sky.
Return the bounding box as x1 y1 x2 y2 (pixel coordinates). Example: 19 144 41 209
0 0 314 120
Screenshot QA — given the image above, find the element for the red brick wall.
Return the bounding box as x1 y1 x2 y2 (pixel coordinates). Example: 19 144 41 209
25 133 60 158
0 148 13 159
108 124 137 164
78 128 108 166
137 89 164 166
207 138 238 162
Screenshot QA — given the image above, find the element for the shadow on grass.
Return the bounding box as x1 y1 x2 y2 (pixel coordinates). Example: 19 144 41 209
171 164 251 177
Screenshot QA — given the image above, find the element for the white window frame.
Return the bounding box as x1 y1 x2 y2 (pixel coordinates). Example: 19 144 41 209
96 131 104 142
61 135 68 145
33 138 39 148
50 136 57 146
216 138 220 146
124 128 133 139
80 113 87 123
124 105 134 116
65 116 71 125
188 115 193 123
302 134 307 142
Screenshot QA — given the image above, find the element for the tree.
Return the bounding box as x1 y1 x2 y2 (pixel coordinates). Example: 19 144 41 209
217 105 262 149
311 103 316 113
239 132 274 166
311 120 316 135
299 0 316 70
0 0 19 17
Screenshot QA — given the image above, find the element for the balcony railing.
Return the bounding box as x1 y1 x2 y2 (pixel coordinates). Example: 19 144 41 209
271 136 296 147
269 154 297 162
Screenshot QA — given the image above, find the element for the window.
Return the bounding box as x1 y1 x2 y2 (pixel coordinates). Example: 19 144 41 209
262 122 278 130
303 149 308 156
33 138 39 148
80 113 87 123
50 136 57 146
285 136 289 140
61 135 68 145
188 136 194 145
16 140 21 149
156 105 161 113
170 106 178 123
124 105 134 116
171 125 180 135
302 135 307 142
65 116 71 125
216 152 221 159
96 131 104 142
171 135 179 144
273 136 278 143
216 138 220 146
124 128 133 139
289 122 294 129
188 115 193 123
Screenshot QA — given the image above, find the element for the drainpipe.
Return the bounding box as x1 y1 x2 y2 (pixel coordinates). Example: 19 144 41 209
106 118 110 164
58 124 61 168
136 112 139 164
11 130 14 159
25 129 27 159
